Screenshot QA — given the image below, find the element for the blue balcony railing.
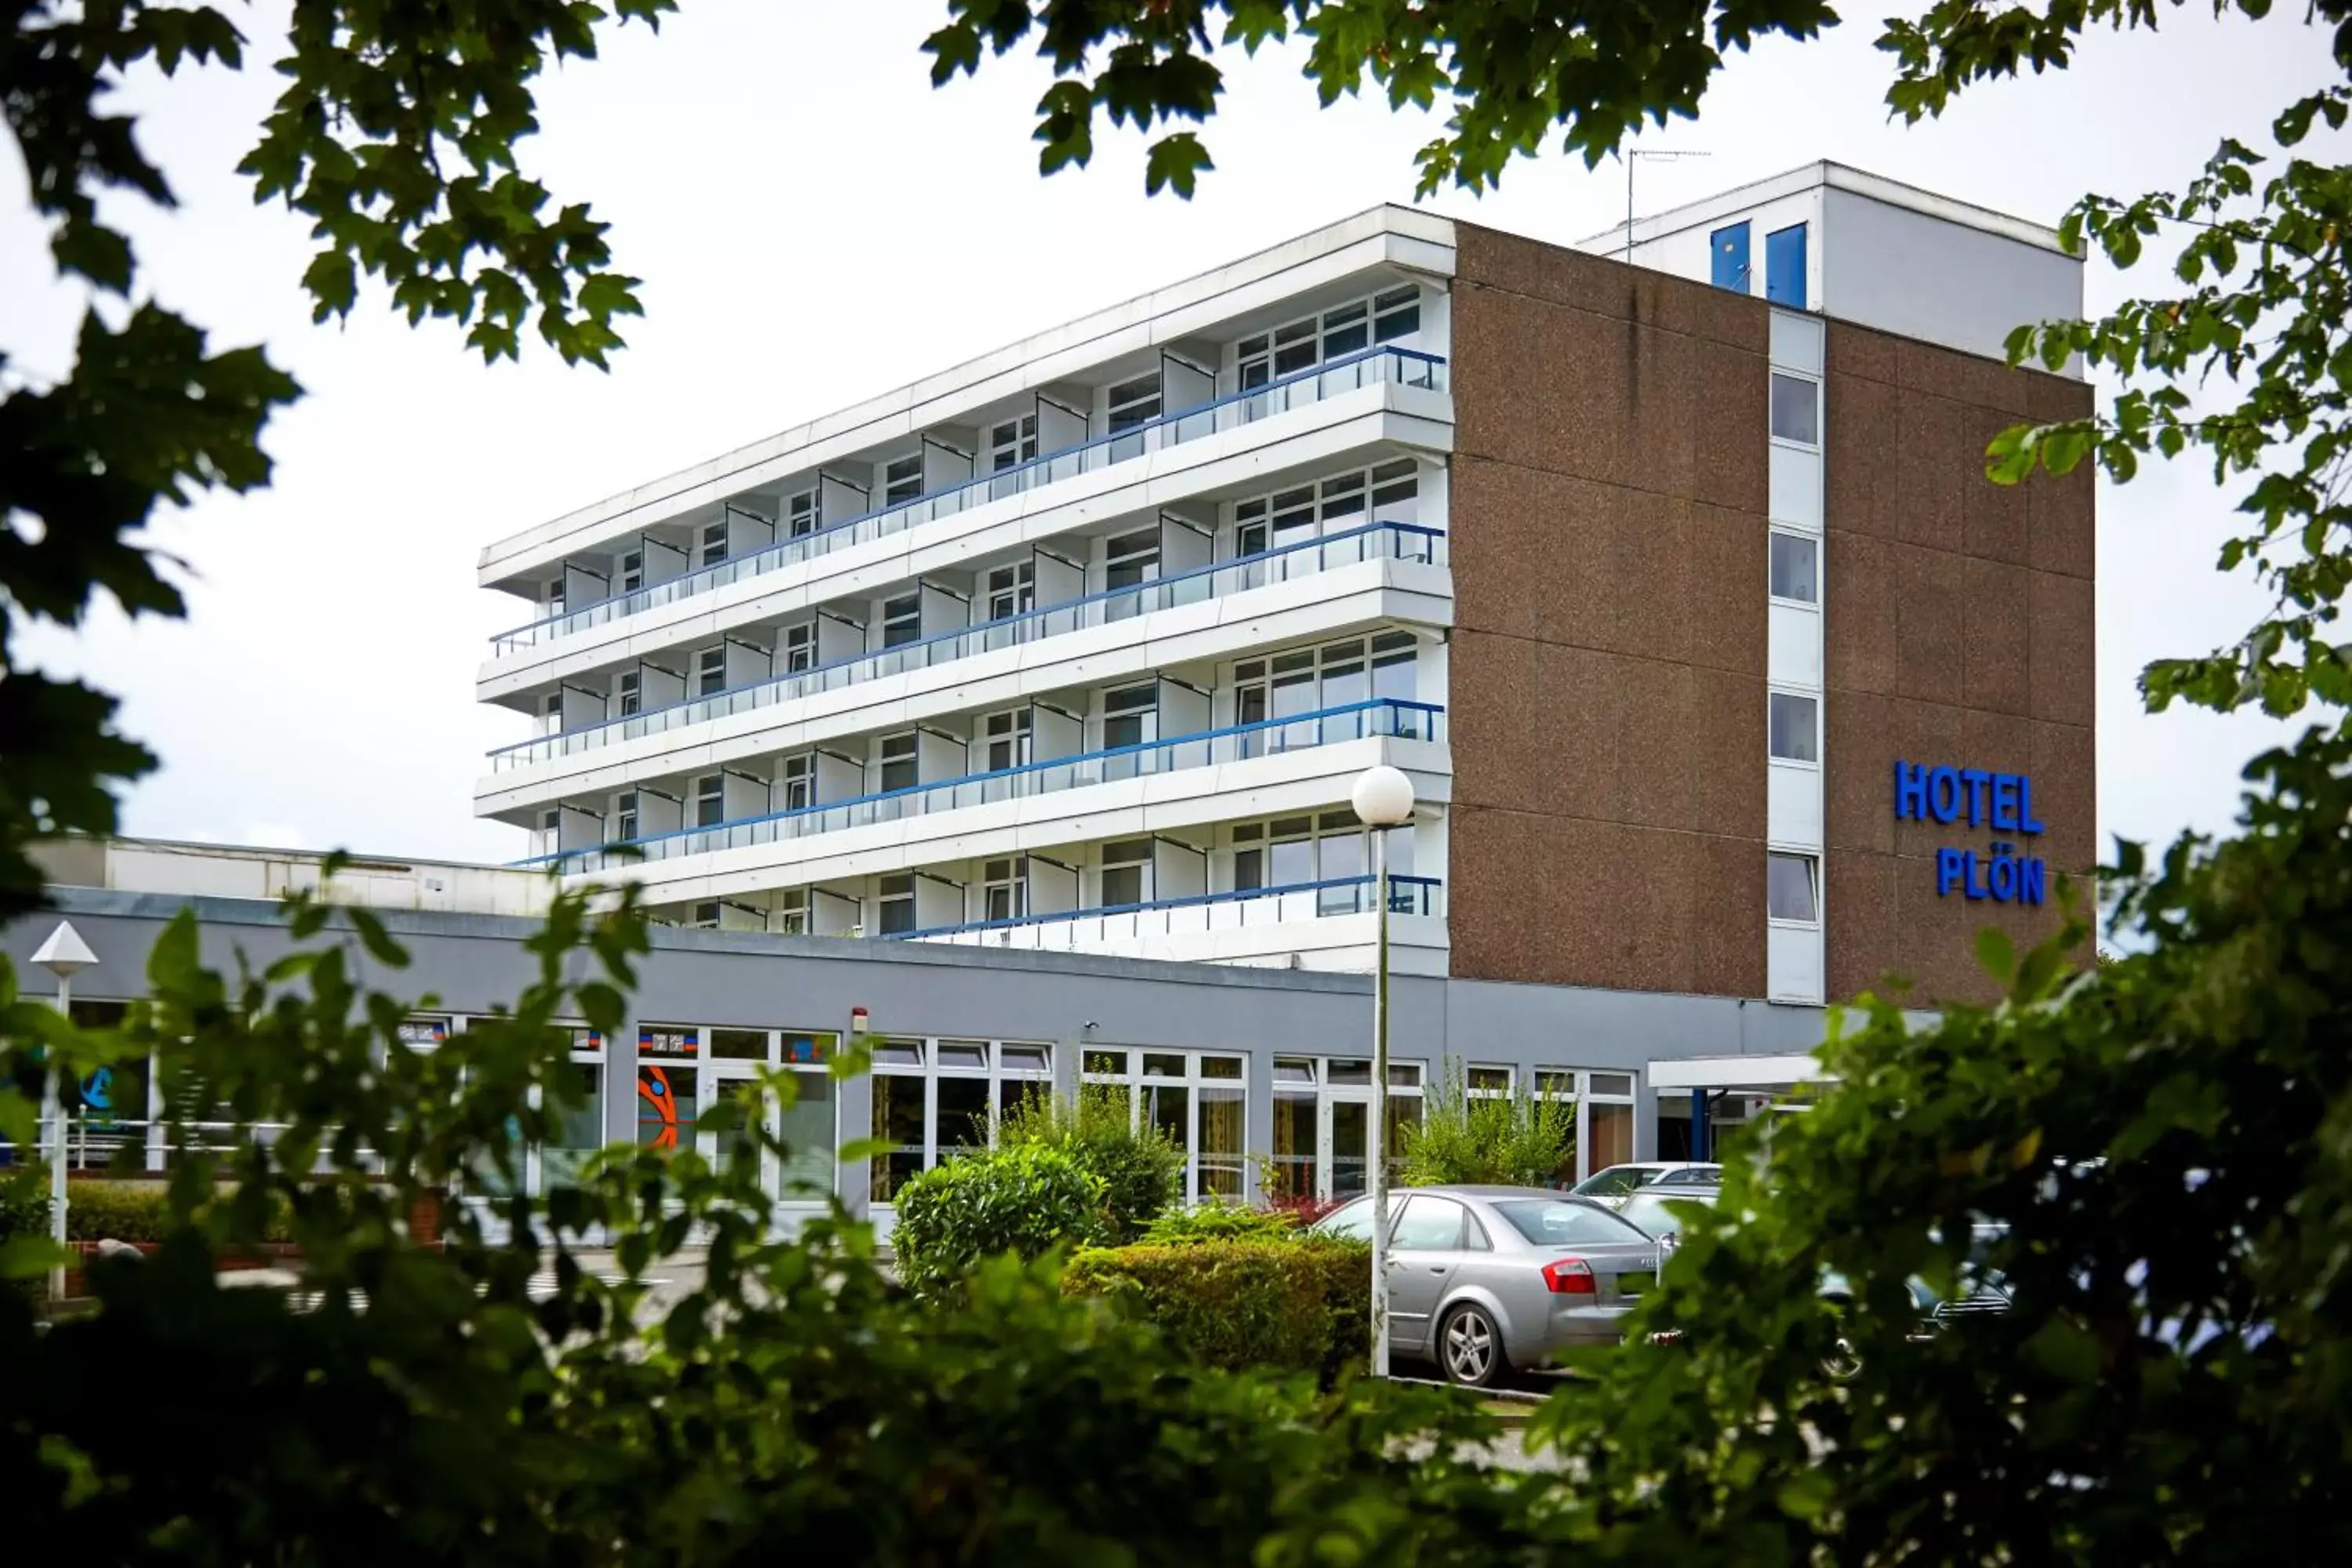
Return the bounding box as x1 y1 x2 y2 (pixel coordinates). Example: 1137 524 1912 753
488 520 1447 772
515 697 1444 875
895 873 1443 945
491 343 1448 653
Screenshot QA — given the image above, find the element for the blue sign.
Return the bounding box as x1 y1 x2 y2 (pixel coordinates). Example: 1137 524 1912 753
1893 760 2049 906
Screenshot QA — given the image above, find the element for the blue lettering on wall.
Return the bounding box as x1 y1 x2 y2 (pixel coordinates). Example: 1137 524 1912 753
1897 759 2050 906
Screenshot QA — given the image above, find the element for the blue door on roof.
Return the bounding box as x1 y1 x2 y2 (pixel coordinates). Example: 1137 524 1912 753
1710 222 1751 292
1766 222 1809 308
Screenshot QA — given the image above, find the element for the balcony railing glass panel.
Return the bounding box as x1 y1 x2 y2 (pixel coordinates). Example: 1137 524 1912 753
516 698 1444 875
898 873 1443 945
492 344 1447 654
488 520 1445 771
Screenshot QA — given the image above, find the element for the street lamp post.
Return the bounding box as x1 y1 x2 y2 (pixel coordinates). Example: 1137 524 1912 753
1351 765 1415 1379
31 920 99 1305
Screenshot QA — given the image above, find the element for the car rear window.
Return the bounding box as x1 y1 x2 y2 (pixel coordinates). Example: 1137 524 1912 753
1619 1191 1712 1236
1572 1167 1643 1197
1490 1199 1650 1247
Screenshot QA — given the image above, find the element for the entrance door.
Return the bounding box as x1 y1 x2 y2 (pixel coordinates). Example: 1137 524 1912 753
1323 1091 1370 1201
697 1059 771 1195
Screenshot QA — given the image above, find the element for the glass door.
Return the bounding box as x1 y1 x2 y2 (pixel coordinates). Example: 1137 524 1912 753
1323 1091 1370 1200
697 1058 769 1193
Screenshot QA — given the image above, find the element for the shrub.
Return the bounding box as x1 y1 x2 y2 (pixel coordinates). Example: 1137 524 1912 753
0 1183 48 1245
1399 1058 1575 1188
997 1084 1182 1242
1063 1238 1370 1384
52 1181 296 1244
1138 1201 1302 1247
890 1144 1105 1299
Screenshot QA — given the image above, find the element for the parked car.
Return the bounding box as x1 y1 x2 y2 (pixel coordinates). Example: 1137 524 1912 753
1565 1162 1723 1210
1312 1185 1664 1386
1617 1186 2012 1376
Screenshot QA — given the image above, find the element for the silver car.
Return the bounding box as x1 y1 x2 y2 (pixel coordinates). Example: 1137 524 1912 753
1313 1185 1664 1387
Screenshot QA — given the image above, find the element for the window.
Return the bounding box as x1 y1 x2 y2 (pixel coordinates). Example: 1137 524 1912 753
696 645 726 697
880 453 922 507
1490 1199 1650 1247
619 550 644 593
688 902 720 930
1230 808 1399 899
869 1038 1054 1201
983 857 1026 922
989 413 1038 470
1767 852 1820 922
1768 691 1819 764
878 733 917 793
1766 222 1809 309
1105 528 1159 590
1102 684 1157 751
1082 1047 1248 1200
1232 460 1417 558
615 791 638 841
877 873 916 935
782 620 815 673
985 561 1034 621
546 576 566 613
1392 1195 1468 1250
542 691 564 732
694 774 724 829
615 670 641 717
1710 220 1751 292
881 593 921 648
779 753 813 812
1234 630 1417 754
699 520 728 566
772 888 809 938
539 807 561 837
1101 839 1152 908
984 708 1031 772
786 488 818 539
1533 1066 1641 1185
1237 290 1420 390
1769 531 1819 604
1770 372 1820 445
1466 1065 1513 1096
1106 372 1162 434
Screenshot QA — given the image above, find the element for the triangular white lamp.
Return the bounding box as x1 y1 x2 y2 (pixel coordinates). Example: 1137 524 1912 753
30 919 98 1302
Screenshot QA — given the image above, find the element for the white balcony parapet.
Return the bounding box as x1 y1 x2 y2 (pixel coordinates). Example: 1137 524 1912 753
518 699 1445 877
488 521 1446 771
490 345 1448 653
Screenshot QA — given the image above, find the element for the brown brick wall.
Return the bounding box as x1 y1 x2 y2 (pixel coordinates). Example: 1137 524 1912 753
1446 226 2096 1007
1447 223 1772 994
1821 324 2096 1006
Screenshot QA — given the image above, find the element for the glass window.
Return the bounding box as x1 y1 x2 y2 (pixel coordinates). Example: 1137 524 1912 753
1769 531 1818 604
1374 286 1420 343
877 873 916 935
879 733 917 793
984 709 1031 772
1105 528 1159 590
1769 691 1819 763
1107 372 1162 434
881 593 921 648
1101 838 1151 908
697 645 726 697
1489 1198 1650 1247
699 520 728 567
989 413 1038 471
541 1062 603 1189
782 621 815 673
1767 852 1820 922
619 550 644 593
615 791 637 843
1103 684 1157 751
615 671 641 717
635 1064 695 1151
1198 1085 1245 1199
1315 1196 1377 1242
884 453 924 506
694 775 724 828
1270 1091 1316 1204
1770 372 1820 445
986 561 1035 621
777 1071 835 1196
779 753 813 812
710 1028 767 1060
786 488 819 538
870 1068 924 1199
1392 1196 1466 1250
936 1077 989 1155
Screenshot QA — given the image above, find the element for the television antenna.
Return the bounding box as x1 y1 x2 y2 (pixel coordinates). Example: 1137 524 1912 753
1624 148 1712 260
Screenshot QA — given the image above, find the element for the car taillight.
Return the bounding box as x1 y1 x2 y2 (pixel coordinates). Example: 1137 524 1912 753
1542 1257 1596 1295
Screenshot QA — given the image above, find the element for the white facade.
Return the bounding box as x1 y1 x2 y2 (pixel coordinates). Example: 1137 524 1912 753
477 207 1461 974
1581 160 2082 372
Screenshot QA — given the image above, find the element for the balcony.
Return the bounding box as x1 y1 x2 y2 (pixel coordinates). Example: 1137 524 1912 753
489 344 1449 655
898 873 1446 972
519 697 1446 877
488 520 1446 773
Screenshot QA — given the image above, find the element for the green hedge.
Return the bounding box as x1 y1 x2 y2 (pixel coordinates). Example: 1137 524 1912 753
891 1145 1105 1300
1137 1201 1303 1247
1062 1238 1370 1384
45 1182 296 1244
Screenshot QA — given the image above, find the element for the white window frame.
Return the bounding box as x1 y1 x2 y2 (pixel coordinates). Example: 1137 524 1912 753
882 452 924 506
877 732 918 794
880 592 921 649
1080 1047 1251 1203
989 413 1038 471
692 773 724 829
1532 1067 1639 1185
1768 528 1820 607
1105 371 1162 434
699 519 729 567
870 1037 1057 1203
1766 851 1822 926
985 561 1035 621
786 487 819 539
1767 687 1821 766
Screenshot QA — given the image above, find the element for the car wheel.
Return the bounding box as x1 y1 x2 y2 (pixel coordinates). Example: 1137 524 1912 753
1439 1303 1508 1388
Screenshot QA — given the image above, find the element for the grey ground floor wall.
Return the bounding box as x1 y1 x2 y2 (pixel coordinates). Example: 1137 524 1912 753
9 890 1838 1207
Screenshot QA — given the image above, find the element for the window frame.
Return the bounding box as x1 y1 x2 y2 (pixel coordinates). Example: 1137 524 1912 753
1766 851 1822 925
1767 688 1821 765
1768 529 1820 606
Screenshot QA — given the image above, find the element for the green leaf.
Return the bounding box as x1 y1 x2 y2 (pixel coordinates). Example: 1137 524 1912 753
1975 926 2017 986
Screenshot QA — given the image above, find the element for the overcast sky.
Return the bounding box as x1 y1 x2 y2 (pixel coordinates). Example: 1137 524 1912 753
5 2 2337 866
